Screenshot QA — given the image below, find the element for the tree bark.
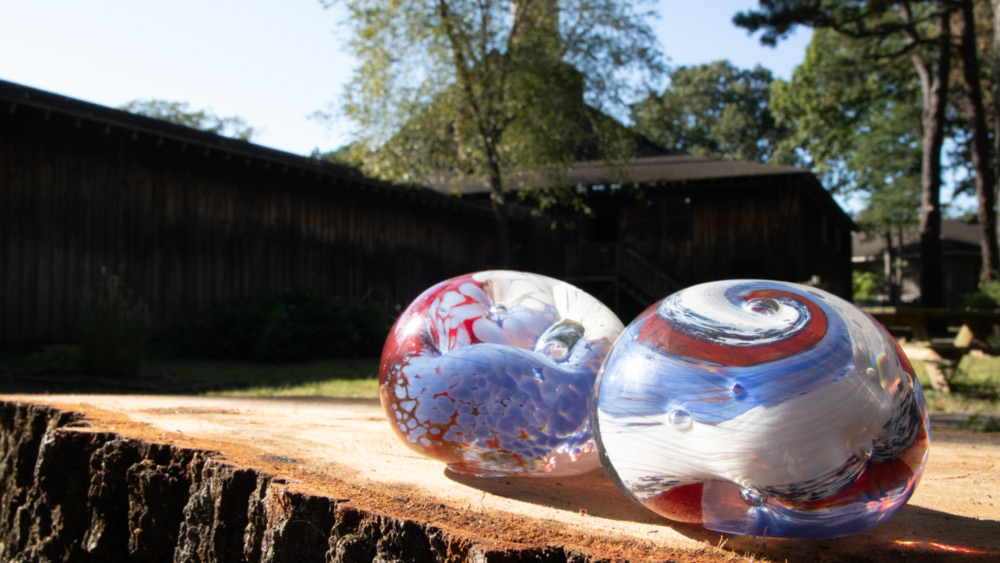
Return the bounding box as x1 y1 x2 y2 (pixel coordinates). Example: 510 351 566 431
896 224 905 304
958 0 1000 285
908 3 950 308
437 0 513 268
992 0 1000 267
488 162 513 268
884 230 900 305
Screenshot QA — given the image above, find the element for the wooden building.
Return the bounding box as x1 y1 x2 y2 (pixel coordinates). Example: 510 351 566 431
0 80 562 343
430 155 855 317
1 79 853 343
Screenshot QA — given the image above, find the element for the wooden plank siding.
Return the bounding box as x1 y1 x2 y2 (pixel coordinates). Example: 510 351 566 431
796 182 854 296
1 80 853 342
609 176 852 298
0 91 533 343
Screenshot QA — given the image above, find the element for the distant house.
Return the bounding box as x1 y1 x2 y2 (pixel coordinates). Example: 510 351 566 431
853 219 983 307
429 154 856 317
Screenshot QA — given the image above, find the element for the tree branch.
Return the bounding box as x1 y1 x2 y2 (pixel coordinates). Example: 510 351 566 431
437 0 503 190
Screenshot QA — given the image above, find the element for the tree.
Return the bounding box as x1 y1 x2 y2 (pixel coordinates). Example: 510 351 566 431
119 100 256 141
631 60 795 164
955 0 999 282
630 60 796 164
324 0 663 266
311 142 365 167
858 183 923 305
993 0 1000 200
768 28 923 303
736 1 957 307
770 28 926 190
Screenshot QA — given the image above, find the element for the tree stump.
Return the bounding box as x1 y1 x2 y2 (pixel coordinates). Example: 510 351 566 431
1 394 998 562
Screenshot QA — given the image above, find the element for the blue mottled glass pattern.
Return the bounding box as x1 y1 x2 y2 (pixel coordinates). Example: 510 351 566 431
381 271 623 476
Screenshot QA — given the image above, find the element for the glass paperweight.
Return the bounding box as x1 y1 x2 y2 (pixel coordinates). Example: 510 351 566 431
592 280 929 538
380 270 624 477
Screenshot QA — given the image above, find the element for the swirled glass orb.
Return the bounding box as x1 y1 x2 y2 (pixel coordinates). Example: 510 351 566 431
592 280 929 538
381 270 624 477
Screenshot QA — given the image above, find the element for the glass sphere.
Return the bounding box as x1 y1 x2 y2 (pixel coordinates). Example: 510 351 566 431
381 271 623 477
592 280 929 538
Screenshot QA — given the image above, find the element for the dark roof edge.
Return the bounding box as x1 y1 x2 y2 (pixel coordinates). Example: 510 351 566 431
0 78 490 216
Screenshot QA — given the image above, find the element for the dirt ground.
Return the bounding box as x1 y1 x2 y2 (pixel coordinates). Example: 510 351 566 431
3 393 998 562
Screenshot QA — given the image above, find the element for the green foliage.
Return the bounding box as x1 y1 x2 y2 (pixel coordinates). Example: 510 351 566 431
951 353 1000 401
0 353 380 396
325 0 663 197
946 0 997 201
958 290 1000 310
167 287 391 362
211 377 379 398
768 28 923 198
852 270 881 302
311 142 366 167
982 278 1000 305
964 413 1000 432
734 1 928 48
78 270 152 378
958 276 1000 310
734 3 941 209
26 344 83 373
765 23 925 262
736 0 997 306
916 352 1000 415
630 60 795 164
119 99 256 141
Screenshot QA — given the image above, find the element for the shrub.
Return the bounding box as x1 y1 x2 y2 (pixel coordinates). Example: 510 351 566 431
852 270 881 302
167 287 391 362
78 269 151 377
27 344 83 372
958 290 999 311
958 276 1000 311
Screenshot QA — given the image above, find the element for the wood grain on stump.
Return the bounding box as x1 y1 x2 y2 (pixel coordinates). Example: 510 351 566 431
1 394 997 562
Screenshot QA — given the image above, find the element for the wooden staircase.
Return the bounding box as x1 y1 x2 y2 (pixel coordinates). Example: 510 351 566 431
564 242 682 316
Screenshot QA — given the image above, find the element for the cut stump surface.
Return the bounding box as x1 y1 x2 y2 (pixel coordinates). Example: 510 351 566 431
1 394 998 562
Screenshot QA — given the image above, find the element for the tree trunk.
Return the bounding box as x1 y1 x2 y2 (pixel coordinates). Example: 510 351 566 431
896 223 905 304
884 230 900 306
435 0 512 268
958 0 1000 285
488 160 513 268
992 0 1000 272
911 5 950 308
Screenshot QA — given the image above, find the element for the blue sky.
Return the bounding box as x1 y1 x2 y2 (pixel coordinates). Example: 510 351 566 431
1 1 812 156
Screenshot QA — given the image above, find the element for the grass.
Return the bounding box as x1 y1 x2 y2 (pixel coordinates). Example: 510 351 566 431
214 377 379 398
146 356 381 398
3 343 999 414
141 358 378 397
0 347 380 398
914 352 1000 414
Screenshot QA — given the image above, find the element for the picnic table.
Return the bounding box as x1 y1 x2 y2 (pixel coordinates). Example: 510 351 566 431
865 307 1000 346
866 307 1000 393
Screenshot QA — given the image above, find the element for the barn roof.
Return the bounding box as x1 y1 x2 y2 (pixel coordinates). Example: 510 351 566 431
2 78 852 230
427 154 855 231
0 78 490 216
568 154 805 185
853 219 982 261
